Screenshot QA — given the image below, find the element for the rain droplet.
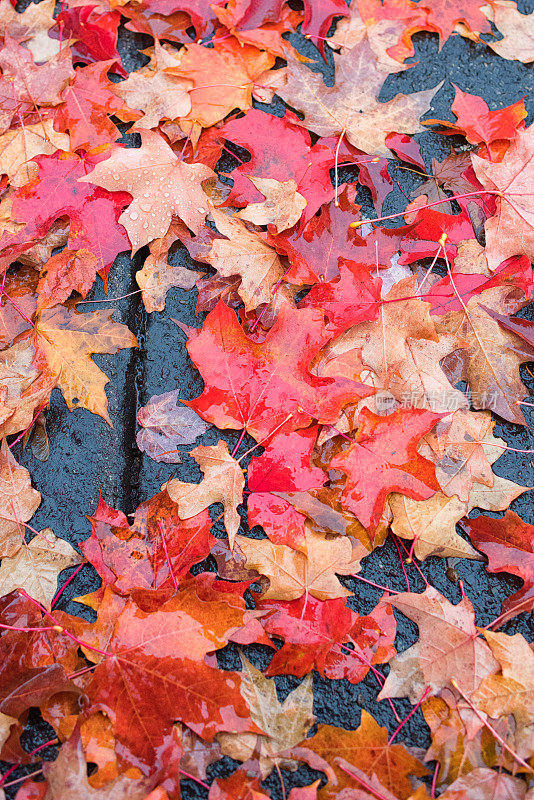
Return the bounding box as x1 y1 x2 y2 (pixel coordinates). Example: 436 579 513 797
143 221 149 229
129 211 139 220
196 207 205 214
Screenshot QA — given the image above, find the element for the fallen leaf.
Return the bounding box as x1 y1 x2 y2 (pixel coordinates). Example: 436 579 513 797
136 390 211 462
484 0 534 63
218 655 315 777
79 130 215 252
472 127 534 269
185 299 371 441
0 529 81 607
277 40 440 155
378 587 498 702
234 527 366 600
461 511 534 623
236 177 307 232
166 439 245 549
389 492 481 560
0 120 69 188
330 407 440 531
33 306 137 425
296 711 427 800
0 439 41 558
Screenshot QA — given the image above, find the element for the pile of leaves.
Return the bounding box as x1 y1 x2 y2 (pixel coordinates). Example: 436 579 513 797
1 0 534 797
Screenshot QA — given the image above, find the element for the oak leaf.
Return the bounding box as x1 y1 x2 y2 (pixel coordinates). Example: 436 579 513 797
0 439 41 558
234 527 366 601
32 306 137 425
378 587 499 702
166 440 245 549
136 390 211 463
218 655 315 777
185 300 371 441
277 40 440 156
79 130 215 252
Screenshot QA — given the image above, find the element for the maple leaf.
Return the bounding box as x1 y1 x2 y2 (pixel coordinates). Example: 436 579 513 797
418 410 502 502
81 491 214 595
248 427 326 495
0 267 37 348
0 439 40 558
258 594 396 682
221 109 337 224
113 40 192 130
319 276 439 383
277 40 440 156
472 126 534 269
166 440 244 549
389 492 482 561
4 150 131 279
0 38 73 133
484 0 534 63
82 589 260 764
472 631 534 757
79 131 215 252
378 587 499 703
165 36 275 132
248 493 308 549
329 407 440 531
218 655 315 777
236 177 307 232
208 769 271 800
234 527 366 601
41 728 155 799
296 711 427 800
298 260 382 337
0 0 59 63
134 221 204 313
436 285 534 425
428 86 526 161
202 209 285 313
32 306 137 425
461 511 534 623
52 6 126 77
0 340 52 441
54 61 133 150
36 249 99 312
0 529 80 607
0 120 69 189
136 390 211 463
185 300 371 441
439 767 529 800
418 0 491 44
